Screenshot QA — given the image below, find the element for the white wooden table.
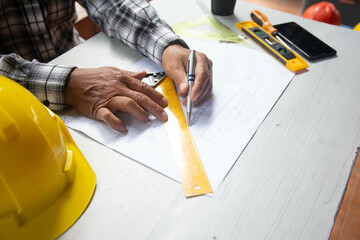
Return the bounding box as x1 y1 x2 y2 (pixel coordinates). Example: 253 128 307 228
54 0 360 239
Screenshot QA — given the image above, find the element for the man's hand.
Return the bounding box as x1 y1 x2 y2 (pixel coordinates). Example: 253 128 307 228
64 67 168 132
162 44 213 105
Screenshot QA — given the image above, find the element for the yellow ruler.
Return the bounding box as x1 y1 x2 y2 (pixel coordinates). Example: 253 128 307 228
156 76 212 197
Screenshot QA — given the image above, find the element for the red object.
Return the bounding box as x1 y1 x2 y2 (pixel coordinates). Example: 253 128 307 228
303 1 341 25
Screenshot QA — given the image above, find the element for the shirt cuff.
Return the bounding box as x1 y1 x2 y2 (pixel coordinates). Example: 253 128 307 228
146 25 189 64
26 62 75 110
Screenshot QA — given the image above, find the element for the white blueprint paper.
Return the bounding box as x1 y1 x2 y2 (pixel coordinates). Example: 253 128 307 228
60 37 295 191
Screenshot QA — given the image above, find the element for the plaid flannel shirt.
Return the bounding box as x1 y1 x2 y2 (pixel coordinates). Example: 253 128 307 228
0 0 186 110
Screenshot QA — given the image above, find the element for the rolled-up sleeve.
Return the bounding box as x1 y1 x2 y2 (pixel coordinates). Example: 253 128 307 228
0 53 75 110
78 0 188 64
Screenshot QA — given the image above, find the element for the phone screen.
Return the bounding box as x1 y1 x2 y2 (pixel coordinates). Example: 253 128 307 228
274 22 337 61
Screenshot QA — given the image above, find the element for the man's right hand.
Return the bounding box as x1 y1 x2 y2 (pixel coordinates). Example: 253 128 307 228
64 67 168 132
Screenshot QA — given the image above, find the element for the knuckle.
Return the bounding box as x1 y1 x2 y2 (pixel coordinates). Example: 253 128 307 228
101 109 112 119
152 104 163 113
94 107 108 121
196 52 213 68
122 97 135 107
133 92 147 104
115 73 127 82
197 67 209 79
197 52 206 59
139 80 151 92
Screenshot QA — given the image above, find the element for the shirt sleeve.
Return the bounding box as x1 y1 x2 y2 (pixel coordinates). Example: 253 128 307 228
77 0 189 64
0 53 75 110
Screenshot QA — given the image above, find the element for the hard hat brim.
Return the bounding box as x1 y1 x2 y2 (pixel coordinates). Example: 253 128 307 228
5 114 96 240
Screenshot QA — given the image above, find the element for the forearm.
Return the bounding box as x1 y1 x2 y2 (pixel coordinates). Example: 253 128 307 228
0 53 75 110
77 0 188 64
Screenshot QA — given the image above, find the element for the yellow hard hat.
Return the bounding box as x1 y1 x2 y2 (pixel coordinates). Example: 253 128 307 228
0 76 96 240
354 22 360 32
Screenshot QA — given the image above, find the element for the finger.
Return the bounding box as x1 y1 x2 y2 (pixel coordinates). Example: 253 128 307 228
161 45 190 97
109 95 168 123
191 55 213 102
165 63 188 97
181 78 213 105
127 92 168 122
107 96 149 123
195 61 213 104
131 70 147 80
96 107 127 132
181 56 213 105
173 71 188 97
126 77 168 108
195 79 213 105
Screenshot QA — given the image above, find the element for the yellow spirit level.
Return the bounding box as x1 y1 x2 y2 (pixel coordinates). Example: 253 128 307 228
236 21 308 72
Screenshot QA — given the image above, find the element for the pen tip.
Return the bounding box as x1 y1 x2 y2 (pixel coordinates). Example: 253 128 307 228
186 113 191 123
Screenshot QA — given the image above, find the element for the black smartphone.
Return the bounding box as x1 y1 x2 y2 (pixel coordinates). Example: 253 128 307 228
274 22 337 61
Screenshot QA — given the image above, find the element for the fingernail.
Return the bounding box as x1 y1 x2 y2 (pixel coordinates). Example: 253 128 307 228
161 111 168 121
180 82 187 93
120 126 127 132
